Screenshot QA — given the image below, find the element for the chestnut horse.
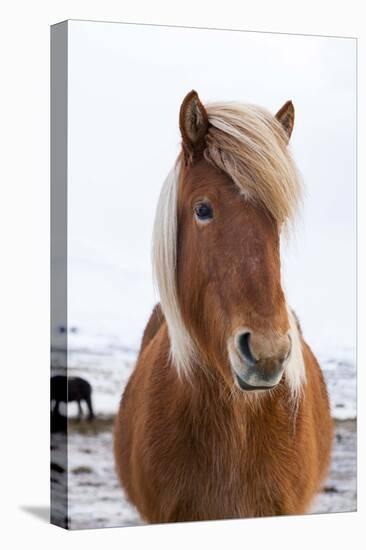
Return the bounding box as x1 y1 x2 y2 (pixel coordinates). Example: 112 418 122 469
114 91 333 523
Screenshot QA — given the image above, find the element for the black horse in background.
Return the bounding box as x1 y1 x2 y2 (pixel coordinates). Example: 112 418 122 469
51 375 95 422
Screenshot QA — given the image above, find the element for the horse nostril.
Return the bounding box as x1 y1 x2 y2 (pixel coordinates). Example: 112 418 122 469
237 332 257 366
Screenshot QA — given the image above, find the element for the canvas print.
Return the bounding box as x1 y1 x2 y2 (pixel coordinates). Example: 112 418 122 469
50 20 356 529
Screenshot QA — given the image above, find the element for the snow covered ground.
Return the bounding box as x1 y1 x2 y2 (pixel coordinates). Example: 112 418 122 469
51 331 356 530
64 418 356 530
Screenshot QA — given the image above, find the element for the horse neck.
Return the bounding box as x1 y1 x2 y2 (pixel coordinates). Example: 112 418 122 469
161 320 294 438
178 352 289 430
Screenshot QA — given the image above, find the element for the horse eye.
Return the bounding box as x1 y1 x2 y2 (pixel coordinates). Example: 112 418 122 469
194 202 213 221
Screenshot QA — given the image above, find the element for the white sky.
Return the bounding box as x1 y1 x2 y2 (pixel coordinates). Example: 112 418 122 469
67 21 356 356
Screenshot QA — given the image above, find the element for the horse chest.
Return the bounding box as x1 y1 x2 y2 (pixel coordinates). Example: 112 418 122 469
155 414 290 519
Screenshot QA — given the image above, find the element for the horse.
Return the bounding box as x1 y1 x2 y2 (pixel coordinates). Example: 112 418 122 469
114 91 333 523
51 375 95 421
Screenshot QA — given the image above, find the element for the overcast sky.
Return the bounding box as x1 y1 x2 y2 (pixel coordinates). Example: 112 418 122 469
67 21 356 356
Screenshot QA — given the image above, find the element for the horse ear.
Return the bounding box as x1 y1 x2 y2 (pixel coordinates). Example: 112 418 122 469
275 100 295 142
179 90 209 160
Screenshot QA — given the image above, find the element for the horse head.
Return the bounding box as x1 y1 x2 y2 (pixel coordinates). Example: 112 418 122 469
153 91 305 396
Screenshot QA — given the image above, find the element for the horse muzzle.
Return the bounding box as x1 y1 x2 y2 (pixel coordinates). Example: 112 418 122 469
228 330 291 391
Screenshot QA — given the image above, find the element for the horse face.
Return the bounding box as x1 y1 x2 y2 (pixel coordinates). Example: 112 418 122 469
177 160 291 390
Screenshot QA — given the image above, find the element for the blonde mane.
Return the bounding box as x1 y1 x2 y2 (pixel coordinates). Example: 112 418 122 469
152 102 305 395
